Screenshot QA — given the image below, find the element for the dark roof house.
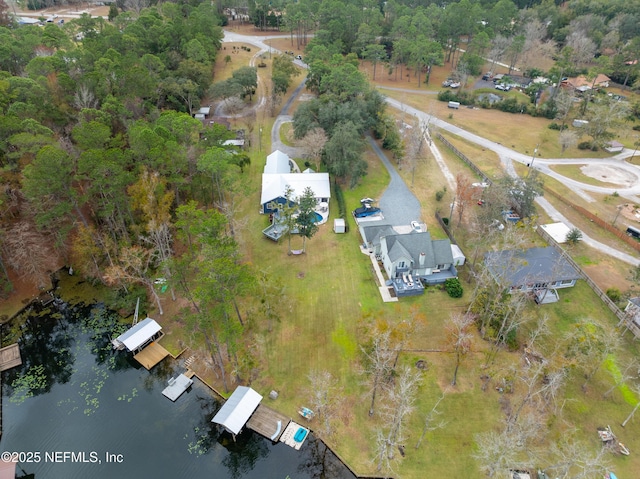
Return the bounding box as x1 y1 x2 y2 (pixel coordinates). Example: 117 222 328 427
484 246 580 292
380 232 456 296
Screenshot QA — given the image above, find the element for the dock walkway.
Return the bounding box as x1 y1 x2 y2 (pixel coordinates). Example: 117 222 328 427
0 344 22 371
246 404 291 442
133 342 170 370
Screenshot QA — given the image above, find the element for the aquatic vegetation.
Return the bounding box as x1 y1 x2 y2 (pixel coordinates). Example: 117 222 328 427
10 365 48 404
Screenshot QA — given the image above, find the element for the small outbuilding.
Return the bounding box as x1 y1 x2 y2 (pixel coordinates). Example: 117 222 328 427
538 222 572 244
450 244 466 266
212 386 263 436
605 141 624 153
333 218 346 234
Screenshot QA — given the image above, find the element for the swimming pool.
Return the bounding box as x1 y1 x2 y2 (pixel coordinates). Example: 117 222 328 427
313 212 323 223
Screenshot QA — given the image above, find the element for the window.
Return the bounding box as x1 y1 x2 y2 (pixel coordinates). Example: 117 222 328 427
436 264 446 270
398 261 406 268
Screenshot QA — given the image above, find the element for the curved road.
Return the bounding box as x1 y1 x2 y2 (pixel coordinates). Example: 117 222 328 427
222 30 640 265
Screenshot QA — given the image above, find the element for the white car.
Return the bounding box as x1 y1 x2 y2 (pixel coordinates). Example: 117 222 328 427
449 82 461 88
411 221 424 233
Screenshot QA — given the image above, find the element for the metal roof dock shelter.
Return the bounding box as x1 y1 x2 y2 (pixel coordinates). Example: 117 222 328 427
212 386 263 436
114 317 162 352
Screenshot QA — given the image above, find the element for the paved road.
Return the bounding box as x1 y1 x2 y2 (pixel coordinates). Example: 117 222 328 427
221 30 640 265
366 136 422 227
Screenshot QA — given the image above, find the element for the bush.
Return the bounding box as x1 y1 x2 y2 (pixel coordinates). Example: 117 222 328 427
333 181 347 219
435 187 447 202
548 122 565 130
444 278 463 298
578 141 593 150
606 287 622 303
633 125 640 131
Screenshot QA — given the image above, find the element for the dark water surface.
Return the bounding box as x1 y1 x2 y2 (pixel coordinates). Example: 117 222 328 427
1 301 356 479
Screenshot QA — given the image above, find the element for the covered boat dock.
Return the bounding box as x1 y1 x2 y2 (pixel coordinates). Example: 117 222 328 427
0 344 22 372
212 386 263 436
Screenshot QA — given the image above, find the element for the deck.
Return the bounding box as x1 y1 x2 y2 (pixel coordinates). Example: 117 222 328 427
0 344 22 372
133 342 170 370
162 373 194 401
246 404 291 442
279 421 309 450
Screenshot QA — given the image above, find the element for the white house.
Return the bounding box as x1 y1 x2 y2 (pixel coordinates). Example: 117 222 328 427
260 150 330 214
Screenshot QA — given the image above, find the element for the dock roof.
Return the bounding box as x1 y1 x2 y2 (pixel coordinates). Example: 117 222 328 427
116 317 162 352
212 386 263 435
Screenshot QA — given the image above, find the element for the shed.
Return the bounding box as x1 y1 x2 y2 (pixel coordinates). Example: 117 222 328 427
451 244 465 266
212 386 263 436
573 119 589 128
115 317 162 352
334 218 346 234
538 222 572 244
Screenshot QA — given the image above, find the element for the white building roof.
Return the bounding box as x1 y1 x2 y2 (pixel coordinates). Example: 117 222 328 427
223 139 245 146
261 172 330 205
212 386 263 435
198 106 211 116
116 317 162 352
538 222 572 244
264 150 291 174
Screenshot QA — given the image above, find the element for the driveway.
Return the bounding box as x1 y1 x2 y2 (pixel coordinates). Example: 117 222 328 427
366 136 421 227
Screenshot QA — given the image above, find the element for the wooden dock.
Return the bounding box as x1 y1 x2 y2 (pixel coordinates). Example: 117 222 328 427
246 404 291 442
133 342 170 370
280 421 309 450
0 344 22 372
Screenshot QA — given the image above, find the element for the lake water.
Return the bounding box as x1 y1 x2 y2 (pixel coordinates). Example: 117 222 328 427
1 300 356 479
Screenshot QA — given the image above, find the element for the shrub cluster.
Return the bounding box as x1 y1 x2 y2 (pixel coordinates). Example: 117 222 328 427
444 277 463 298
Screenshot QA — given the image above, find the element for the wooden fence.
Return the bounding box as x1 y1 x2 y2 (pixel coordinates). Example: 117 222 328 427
435 132 640 338
436 133 492 185
536 226 640 339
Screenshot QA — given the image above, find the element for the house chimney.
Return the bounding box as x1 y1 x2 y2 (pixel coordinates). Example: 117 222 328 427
419 252 426 267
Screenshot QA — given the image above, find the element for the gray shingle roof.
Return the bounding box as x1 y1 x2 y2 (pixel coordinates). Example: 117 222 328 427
383 232 453 268
484 246 580 287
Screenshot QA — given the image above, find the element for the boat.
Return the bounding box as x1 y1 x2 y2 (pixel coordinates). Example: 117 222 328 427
293 427 308 443
353 204 381 218
298 406 315 420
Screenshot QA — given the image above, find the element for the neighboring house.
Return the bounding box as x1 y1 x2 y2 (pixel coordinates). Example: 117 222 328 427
260 150 330 214
484 246 580 292
562 74 610 90
380 232 456 296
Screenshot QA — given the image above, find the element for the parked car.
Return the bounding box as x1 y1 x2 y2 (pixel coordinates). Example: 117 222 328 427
442 79 453 87
410 221 424 233
482 72 493 81
449 82 461 88
495 84 510 91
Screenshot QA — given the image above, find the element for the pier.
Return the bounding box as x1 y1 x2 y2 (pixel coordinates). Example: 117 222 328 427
246 404 291 442
133 342 170 370
0 344 22 372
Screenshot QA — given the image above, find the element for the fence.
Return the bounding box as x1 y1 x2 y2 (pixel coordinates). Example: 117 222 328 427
536 226 640 339
436 132 640 338
436 133 492 185
543 187 640 253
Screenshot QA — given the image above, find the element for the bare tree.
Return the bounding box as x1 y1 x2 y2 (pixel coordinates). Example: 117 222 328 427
3 220 56 289
565 31 597 65
306 370 347 440
373 365 421 473
362 330 396 416
559 129 579 155
302 128 328 172
445 312 474 386
453 173 475 227
415 393 446 450
547 433 612 479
